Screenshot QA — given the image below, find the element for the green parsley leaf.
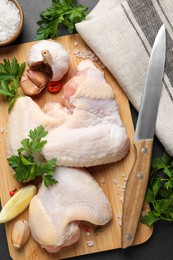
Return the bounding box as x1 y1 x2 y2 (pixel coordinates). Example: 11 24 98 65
35 0 88 40
28 125 48 142
141 211 160 227
8 125 57 187
141 153 173 227
43 175 58 187
0 57 25 112
38 158 57 176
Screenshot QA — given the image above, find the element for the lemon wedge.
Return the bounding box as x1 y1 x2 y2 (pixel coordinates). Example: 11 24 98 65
0 185 37 223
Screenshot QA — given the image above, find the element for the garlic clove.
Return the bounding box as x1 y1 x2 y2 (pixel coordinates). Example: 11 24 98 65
29 62 53 79
11 219 30 249
28 60 44 70
20 76 41 96
20 70 48 96
27 69 48 88
40 63 53 79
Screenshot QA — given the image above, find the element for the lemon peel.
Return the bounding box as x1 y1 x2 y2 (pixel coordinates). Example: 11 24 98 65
0 185 37 223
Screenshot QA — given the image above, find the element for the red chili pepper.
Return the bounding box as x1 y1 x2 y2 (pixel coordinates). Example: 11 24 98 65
9 187 17 197
47 81 62 93
9 190 15 197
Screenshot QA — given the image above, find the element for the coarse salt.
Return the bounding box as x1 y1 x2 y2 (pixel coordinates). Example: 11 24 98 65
93 56 99 62
100 177 106 184
122 182 126 189
74 41 78 46
73 48 80 55
120 196 124 204
0 127 4 133
119 220 122 226
101 64 106 69
113 178 119 185
121 172 126 177
0 0 20 42
117 213 122 219
86 240 94 247
73 46 106 70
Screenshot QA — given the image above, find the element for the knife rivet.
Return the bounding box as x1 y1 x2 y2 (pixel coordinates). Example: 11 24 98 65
137 172 143 180
125 233 132 240
141 147 147 154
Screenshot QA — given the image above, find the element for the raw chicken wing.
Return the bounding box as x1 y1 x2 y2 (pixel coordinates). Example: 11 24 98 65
29 167 112 253
7 96 71 157
42 60 130 167
7 60 129 167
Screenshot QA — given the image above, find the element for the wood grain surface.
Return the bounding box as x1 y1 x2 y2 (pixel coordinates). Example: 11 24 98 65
0 34 153 260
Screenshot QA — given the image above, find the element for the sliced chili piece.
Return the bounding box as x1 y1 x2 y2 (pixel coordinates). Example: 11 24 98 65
47 81 62 93
9 190 15 197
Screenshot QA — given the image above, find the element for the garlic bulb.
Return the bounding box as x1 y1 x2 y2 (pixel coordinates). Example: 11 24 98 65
11 219 30 249
27 40 69 81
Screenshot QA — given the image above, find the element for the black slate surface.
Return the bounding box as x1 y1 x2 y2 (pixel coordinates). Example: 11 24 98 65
0 1 173 260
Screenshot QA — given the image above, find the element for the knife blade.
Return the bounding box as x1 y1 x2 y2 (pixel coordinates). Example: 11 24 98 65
121 24 166 248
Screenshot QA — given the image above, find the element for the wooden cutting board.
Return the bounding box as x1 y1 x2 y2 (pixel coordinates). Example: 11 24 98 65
0 34 153 260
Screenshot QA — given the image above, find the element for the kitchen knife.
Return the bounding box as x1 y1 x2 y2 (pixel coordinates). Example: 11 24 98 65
121 24 166 248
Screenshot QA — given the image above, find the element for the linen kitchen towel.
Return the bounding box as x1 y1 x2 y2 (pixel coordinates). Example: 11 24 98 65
76 0 173 156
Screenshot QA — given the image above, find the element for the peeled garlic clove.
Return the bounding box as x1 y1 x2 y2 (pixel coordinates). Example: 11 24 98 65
12 220 30 249
27 40 69 81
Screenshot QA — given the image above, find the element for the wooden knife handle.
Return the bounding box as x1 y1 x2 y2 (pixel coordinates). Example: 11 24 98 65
122 139 153 248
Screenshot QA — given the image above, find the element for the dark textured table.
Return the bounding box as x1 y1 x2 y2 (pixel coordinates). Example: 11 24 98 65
0 1 173 260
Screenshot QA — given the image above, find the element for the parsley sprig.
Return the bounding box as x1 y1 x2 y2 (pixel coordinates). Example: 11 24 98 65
35 0 88 40
0 58 25 112
8 125 58 187
141 153 173 227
